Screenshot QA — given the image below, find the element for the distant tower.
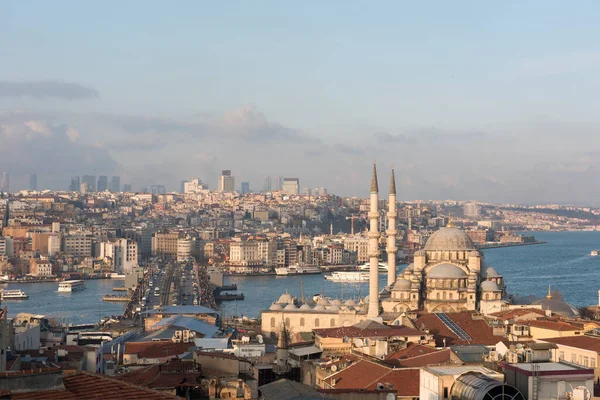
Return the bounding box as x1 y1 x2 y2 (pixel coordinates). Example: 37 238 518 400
0 172 8 193
368 162 380 318
97 175 108 192
110 176 121 192
240 182 250 194
386 168 397 286
29 173 37 191
276 319 289 371
218 170 235 192
263 176 272 192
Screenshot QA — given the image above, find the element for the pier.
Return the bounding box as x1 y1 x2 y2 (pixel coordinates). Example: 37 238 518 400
103 295 130 302
112 287 128 292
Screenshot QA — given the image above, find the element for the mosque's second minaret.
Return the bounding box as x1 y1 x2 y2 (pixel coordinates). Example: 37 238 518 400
368 162 380 318
386 168 397 286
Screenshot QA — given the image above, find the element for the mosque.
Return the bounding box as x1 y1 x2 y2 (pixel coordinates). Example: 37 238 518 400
261 163 508 337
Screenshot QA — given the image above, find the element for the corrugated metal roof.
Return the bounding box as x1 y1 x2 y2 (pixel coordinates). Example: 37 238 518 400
193 338 230 349
152 316 220 337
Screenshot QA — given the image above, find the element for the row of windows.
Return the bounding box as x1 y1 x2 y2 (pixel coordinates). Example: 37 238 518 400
270 317 336 328
559 351 596 368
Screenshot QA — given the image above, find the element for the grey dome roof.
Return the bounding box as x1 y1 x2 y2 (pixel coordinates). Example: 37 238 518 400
481 264 500 278
393 279 411 290
317 297 330 306
283 303 298 311
269 303 283 311
299 304 312 310
331 298 342 306
532 297 580 318
313 304 326 311
344 299 356 306
428 263 467 278
328 305 340 312
424 227 476 251
481 280 501 291
277 291 294 304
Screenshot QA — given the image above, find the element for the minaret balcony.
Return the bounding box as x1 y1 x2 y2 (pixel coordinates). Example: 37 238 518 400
368 211 380 219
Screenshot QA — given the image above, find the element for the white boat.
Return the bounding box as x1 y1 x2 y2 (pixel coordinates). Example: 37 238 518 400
58 280 86 292
592 250 600 256
324 271 370 283
1 289 29 300
275 264 322 275
357 262 388 272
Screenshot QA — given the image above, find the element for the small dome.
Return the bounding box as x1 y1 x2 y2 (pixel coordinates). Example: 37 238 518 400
532 297 580 318
469 250 480 257
317 297 330 306
329 305 340 312
344 299 356 306
481 280 501 292
424 227 476 251
284 303 298 311
481 264 500 278
269 303 283 311
331 299 342 306
411 283 419 289
393 279 411 290
299 304 312 310
428 263 467 278
277 291 294 304
313 304 326 311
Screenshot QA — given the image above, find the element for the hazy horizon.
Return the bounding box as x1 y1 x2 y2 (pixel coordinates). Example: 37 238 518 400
2 1 600 205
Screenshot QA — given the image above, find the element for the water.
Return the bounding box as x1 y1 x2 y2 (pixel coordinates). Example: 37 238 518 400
220 231 600 318
2 279 125 324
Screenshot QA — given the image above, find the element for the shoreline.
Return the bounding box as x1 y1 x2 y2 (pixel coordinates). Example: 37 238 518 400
477 241 546 250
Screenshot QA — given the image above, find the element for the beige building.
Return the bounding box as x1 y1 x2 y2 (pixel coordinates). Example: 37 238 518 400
218 170 235 192
382 226 506 315
343 237 369 263
528 320 583 340
63 235 94 257
29 258 53 276
151 232 181 258
541 336 600 378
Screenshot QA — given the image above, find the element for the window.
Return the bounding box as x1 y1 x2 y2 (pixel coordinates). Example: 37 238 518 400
559 351 564 361
449 293 453 300
592 359 595 368
330 319 335 327
436 293 440 300
443 387 449 399
572 354 577 363
271 317 275 328
315 318 320 327
285 318 290 327
300 318 305 327
584 357 589 367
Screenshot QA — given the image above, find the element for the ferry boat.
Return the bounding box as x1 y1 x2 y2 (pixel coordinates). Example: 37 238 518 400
58 280 86 292
357 262 388 272
324 271 370 283
275 264 322 276
592 250 600 256
1 289 29 300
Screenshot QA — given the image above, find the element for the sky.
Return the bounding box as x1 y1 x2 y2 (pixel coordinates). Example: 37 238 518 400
1 1 600 204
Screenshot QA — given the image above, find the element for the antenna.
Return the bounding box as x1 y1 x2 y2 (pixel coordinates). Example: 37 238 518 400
300 277 305 303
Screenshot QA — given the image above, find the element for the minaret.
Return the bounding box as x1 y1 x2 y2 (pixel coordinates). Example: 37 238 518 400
276 319 289 371
386 168 397 286
368 162 380 318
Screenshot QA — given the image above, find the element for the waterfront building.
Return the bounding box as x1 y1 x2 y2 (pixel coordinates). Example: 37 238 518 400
282 178 299 195
62 235 95 257
98 238 138 274
29 258 53 276
218 170 235 192
343 236 369 263
151 232 181 258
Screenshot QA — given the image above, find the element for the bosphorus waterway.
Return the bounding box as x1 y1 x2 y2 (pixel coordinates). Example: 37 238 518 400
2 231 600 323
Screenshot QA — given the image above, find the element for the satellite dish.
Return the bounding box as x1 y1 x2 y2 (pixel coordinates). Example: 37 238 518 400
331 365 337 372
385 394 396 400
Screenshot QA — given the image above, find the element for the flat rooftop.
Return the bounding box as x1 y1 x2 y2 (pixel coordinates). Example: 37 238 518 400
425 365 501 377
507 362 585 372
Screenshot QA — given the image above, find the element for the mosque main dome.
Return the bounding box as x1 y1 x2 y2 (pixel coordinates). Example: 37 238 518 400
424 227 476 251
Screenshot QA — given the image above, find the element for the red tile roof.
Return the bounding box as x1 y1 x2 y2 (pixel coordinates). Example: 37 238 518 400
386 347 455 368
541 336 600 353
528 320 581 331
124 341 192 358
323 360 419 396
10 371 178 399
386 343 439 360
117 359 201 389
314 320 424 339
415 311 500 346
488 308 546 321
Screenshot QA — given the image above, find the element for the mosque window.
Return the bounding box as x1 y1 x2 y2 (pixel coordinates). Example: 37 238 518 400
443 292 447 300
436 293 440 300
449 293 453 300
330 319 335 327
485 293 489 300
285 318 290 327
300 318 305 327
271 317 275 328
315 318 320 327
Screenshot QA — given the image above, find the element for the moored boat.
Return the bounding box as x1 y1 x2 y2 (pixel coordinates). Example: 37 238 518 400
324 271 370 283
1 289 29 300
357 262 388 272
275 264 322 275
591 250 599 256
58 280 86 292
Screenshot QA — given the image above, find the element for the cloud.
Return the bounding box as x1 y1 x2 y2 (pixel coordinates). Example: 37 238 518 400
373 131 415 144
0 80 99 100
334 143 365 156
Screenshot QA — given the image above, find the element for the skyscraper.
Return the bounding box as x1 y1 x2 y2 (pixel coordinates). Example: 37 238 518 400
0 172 8 192
123 184 132 192
69 176 80 192
97 175 108 192
218 170 235 192
110 176 121 192
263 176 272 192
241 182 250 194
282 178 299 195
82 175 96 192
275 176 284 191
180 180 187 193
29 173 37 191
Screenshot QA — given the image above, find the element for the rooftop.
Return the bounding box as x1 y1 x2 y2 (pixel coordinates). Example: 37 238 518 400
314 320 424 339
415 311 499 346
540 335 600 353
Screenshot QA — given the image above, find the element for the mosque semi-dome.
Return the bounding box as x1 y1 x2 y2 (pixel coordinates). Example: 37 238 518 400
269 303 283 311
480 280 501 292
283 303 298 311
424 227 476 251
428 263 467 278
393 279 411 290
299 304 312 310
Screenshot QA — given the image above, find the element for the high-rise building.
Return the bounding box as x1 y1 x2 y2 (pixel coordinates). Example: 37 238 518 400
218 170 235 192
29 173 37 191
240 182 250 194
69 176 80 192
0 172 8 193
263 176 272 192
82 175 96 192
123 184 132 192
184 178 209 194
180 180 187 193
282 178 300 195
276 176 284 191
110 176 120 192
97 175 108 192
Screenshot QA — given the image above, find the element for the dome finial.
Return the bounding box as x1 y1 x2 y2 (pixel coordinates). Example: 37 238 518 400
370 160 379 193
446 212 455 228
546 285 552 299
